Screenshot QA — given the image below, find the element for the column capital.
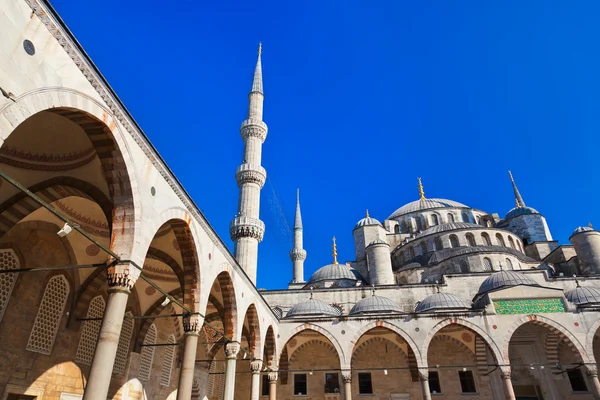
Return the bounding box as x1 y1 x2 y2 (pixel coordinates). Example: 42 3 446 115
268 372 278 383
500 367 512 380
250 359 263 373
341 370 352 383
586 364 599 377
225 341 241 359
107 263 139 292
419 370 429 381
183 314 203 334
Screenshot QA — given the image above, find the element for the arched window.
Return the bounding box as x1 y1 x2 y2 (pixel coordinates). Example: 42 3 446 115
450 235 460 248
459 260 469 273
0 249 20 324
415 216 424 231
486 220 492 228
476 215 481 225
431 214 439 226
483 257 493 272
160 334 177 386
517 240 523 252
508 236 516 249
26 275 70 355
505 258 513 270
139 323 157 381
401 221 409 233
462 212 470 223
76 295 106 365
409 247 416 258
496 233 506 247
394 225 400 234
420 242 428 255
447 213 455 223
113 311 135 375
465 233 476 247
481 232 491 246
434 237 443 251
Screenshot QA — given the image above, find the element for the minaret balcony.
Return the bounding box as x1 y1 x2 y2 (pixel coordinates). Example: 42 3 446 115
290 248 307 261
240 119 268 142
235 163 267 188
230 216 265 242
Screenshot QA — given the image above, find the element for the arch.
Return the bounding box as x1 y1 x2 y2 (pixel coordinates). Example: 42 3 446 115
280 324 346 368
76 295 106 365
449 234 459 248
419 241 428 255
431 214 439 226
434 237 443 251
394 225 400 234
465 233 476 247
139 323 158 381
462 212 470 223
459 260 469 273
241 303 261 358
505 258 513 270
447 213 455 223
481 232 491 246
409 247 415 258
495 233 506 247
508 236 516 249
160 334 177 386
585 319 600 358
208 271 238 339
483 257 493 272
263 325 277 368
501 315 591 364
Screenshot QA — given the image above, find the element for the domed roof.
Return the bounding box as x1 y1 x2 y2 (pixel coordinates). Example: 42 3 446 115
286 298 339 318
389 198 469 219
416 222 480 238
565 285 600 306
350 295 402 315
367 238 389 247
571 226 595 236
504 206 539 220
415 292 471 312
308 263 363 284
354 216 382 229
477 270 539 295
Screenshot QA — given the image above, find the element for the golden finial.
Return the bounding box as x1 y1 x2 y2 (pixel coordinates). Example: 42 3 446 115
258 42 262 55
589 222 594 229
366 209 370 218
418 177 426 200
332 236 338 264
515 198 520 208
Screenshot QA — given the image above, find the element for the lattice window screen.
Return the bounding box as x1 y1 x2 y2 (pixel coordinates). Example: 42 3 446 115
208 358 225 399
26 275 69 354
0 249 19 324
139 323 157 381
75 295 105 365
160 334 177 386
112 311 134 375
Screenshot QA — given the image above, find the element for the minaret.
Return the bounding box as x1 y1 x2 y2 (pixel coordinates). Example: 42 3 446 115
290 189 307 283
508 171 526 208
229 43 267 284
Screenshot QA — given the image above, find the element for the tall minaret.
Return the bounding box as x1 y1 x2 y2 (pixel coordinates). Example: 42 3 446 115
229 43 268 284
508 171 526 208
290 189 307 283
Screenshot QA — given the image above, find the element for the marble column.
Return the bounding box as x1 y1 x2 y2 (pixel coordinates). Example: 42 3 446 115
223 342 241 400
177 316 201 400
419 371 432 400
250 360 263 400
500 369 516 400
342 370 352 400
586 366 600 400
268 372 278 400
83 267 136 400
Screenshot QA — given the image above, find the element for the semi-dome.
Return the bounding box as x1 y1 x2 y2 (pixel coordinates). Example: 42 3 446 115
355 215 382 229
308 263 363 284
367 238 388 247
389 198 469 219
477 270 539 295
571 226 595 236
286 298 339 318
415 292 471 312
564 284 600 307
416 222 480 238
350 295 402 315
504 206 539 220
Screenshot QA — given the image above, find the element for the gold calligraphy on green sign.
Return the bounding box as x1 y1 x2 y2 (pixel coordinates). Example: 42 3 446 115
494 298 564 315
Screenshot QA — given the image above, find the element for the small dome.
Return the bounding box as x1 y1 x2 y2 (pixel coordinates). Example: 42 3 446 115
572 226 595 236
367 238 388 247
389 198 469 219
355 216 382 229
565 285 600 306
286 298 339 318
415 292 471 312
504 206 539 220
478 270 539 295
308 263 363 284
416 222 480 238
350 295 402 315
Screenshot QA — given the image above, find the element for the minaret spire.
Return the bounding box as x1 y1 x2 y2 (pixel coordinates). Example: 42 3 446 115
290 189 307 283
332 237 338 264
230 44 268 284
508 171 526 208
418 177 426 200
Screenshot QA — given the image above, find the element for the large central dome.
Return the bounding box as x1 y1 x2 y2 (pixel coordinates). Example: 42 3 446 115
388 198 469 219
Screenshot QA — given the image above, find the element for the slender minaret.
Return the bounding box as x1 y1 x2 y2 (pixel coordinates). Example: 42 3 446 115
508 171 526 208
290 189 307 283
229 43 267 284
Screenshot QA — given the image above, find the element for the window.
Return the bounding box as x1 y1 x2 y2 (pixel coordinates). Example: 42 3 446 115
394 225 400 234
458 370 477 393
476 216 481 225
517 240 523 252
505 258 513 270
481 233 491 246
462 212 469 223
447 213 455 223
113 311 134 375
508 236 516 249
139 324 157 381
431 214 439 226
160 334 177 386
567 369 588 392
496 233 506 247
465 233 475 247
483 257 493 272
294 374 307 396
75 295 105 365
0 249 20 324
261 374 270 396
450 235 459 248
358 373 373 394
434 237 443 251
420 242 428 255
429 371 442 393
459 260 469 273
416 216 424 231
324 373 340 393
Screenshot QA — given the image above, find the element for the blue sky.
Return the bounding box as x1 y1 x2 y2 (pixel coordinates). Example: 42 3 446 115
53 0 600 289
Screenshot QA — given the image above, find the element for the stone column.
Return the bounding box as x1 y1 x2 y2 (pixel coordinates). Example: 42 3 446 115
223 342 241 400
250 359 263 400
500 369 516 400
419 371 432 400
268 372 278 400
586 365 600 400
342 370 352 400
83 267 136 400
177 316 202 400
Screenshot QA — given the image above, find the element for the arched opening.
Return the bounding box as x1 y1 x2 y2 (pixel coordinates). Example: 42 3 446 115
465 233 476 247
434 237 444 251
508 236 516 249
483 257 493 272
481 232 492 246
394 225 400 234
496 233 506 247
447 213 455 223
450 235 460 248
459 260 469 273
234 304 261 396
420 242 428 256
462 212 470 223
431 214 439 226
505 258 513 270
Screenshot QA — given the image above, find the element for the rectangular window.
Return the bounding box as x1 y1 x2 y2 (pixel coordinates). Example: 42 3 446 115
324 373 340 393
261 374 270 396
358 373 373 394
429 371 442 394
567 369 588 392
458 370 477 393
294 374 307 396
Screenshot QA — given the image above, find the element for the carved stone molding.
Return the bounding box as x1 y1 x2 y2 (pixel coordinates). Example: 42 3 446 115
250 359 263 373
107 265 138 291
183 314 202 334
268 372 278 383
235 163 266 188
500 367 512 380
225 342 241 359
341 370 352 383
290 248 307 262
240 119 268 143
229 216 265 242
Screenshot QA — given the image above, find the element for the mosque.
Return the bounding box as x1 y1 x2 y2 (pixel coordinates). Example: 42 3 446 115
1 1 600 400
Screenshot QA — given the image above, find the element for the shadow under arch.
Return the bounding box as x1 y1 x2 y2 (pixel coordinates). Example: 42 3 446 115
279 324 346 368
240 303 261 359
263 325 277 369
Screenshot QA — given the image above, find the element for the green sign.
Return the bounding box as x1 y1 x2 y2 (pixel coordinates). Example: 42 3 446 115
494 298 564 314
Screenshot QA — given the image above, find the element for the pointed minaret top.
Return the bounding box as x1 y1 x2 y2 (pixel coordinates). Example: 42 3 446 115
418 177 426 200
251 42 263 94
332 237 338 264
508 171 526 208
366 209 370 218
294 189 303 229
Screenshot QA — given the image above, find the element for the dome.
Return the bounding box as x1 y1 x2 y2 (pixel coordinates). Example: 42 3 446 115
504 206 539 220
565 285 600 306
308 263 363 284
367 238 388 247
416 222 480 238
355 216 382 229
286 298 339 318
389 198 469 219
415 292 471 312
350 295 403 315
477 270 539 295
571 226 595 236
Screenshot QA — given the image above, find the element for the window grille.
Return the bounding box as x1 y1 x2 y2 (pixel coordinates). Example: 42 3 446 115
75 295 105 364
0 249 19 324
160 334 177 386
139 323 157 381
113 311 134 375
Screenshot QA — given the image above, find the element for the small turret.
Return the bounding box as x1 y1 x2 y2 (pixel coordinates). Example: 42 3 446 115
366 239 394 285
290 189 307 283
570 224 600 275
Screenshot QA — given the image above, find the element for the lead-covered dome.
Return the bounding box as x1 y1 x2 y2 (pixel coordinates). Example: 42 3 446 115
477 270 539 295
286 298 339 318
415 292 471 312
571 226 595 236
389 198 468 219
355 216 382 229
416 222 480 238
504 206 539 220
350 295 402 315
308 263 364 284
565 284 600 307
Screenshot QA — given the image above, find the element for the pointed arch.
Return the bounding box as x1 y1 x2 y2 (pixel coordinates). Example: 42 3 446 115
210 271 238 339
75 295 106 365
279 324 346 368
241 303 261 358
160 334 177 386
263 325 277 368
139 323 158 381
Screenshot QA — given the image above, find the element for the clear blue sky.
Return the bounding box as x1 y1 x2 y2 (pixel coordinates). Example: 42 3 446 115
52 0 600 290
